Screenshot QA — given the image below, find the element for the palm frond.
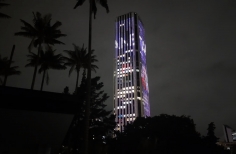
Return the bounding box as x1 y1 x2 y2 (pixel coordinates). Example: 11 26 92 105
19 19 36 32
0 12 10 18
91 64 98 72
48 39 66 45
0 3 9 8
68 64 75 76
52 33 67 38
14 32 35 38
15 12 66 50
0 54 21 77
73 0 86 9
98 0 109 13
28 37 36 52
25 52 38 67
0 1 10 19
37 47 66 76
51 21 62 29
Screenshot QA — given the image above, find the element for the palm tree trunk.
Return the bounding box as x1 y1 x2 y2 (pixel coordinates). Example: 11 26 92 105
31 44 41 90
75 68 80 95
40 70 46 91
3 45 15 86
84 0 92 153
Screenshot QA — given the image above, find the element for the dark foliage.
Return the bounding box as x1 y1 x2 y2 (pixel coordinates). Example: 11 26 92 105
107 115 229 154
0 54 21 84
15 12 66 89
59 73 115 154
0 0 10 18
63 44 98 94
74 0 109 19
25 47 66 91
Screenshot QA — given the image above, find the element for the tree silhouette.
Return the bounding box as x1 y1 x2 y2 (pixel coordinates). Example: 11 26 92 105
25 47 66 91
63 44 98 94
15 12 66 90
0 54 20 85
0 0 10 19
73 1 109 153
202 122 225 154
109 115 203 154
38 47 66 91
60 73 115 154
74 0 109 19
207 122 217 140
108 115 230 154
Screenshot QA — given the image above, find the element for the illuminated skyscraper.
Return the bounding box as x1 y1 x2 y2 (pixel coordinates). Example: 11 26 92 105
113 12 150 131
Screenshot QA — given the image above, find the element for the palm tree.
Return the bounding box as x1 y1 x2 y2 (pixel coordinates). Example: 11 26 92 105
38 47 66 91
83 49 98 73
15 12 66 90
0 0 10 19
63 44 98 94
73 1 109 153
74 0 109 19
25 47 66 91
0 55 20 85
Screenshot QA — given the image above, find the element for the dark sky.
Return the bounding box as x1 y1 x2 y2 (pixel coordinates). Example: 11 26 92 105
1 0 236 147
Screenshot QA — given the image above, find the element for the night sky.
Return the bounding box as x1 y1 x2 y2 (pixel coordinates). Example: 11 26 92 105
0 0 236 150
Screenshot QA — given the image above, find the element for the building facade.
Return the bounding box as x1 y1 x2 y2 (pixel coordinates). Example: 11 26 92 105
113 12 150 131
223 125 236 142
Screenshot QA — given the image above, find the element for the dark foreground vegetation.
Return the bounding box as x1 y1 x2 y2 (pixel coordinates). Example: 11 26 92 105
61 110 229 154
0 77 229 154
109 116 229 154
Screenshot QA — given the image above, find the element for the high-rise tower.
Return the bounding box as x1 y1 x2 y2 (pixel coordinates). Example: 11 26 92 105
113 12 150 131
